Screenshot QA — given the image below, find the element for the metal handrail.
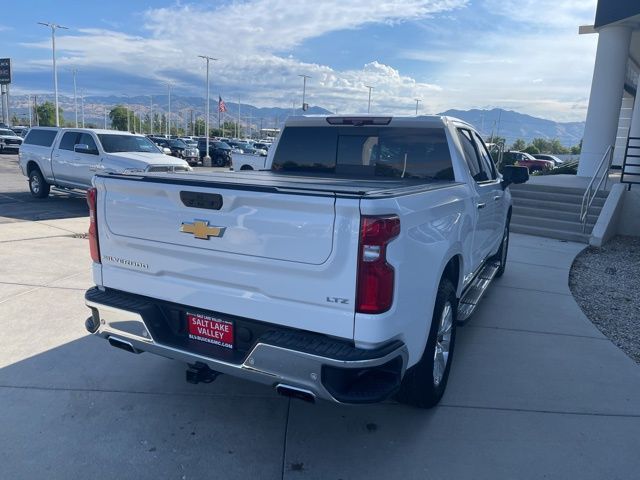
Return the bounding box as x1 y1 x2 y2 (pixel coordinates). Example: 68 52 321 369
580 145 614 232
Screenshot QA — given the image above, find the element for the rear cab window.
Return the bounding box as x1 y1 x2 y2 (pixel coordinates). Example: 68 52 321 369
271 126 454 181
23 129 58 147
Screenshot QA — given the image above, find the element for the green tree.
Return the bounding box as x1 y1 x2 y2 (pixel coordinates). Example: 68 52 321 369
36 101 63 127
193 118 206 136
549 139 569 155
511 139 526 151
109 105 131 131
485 135 506 146
570 139 582 155
531 138 551 153
523 144 540 155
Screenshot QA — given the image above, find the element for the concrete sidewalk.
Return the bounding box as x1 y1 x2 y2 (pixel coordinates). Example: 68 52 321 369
1 189 639 477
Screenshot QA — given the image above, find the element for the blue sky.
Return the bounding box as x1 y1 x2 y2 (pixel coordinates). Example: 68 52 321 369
0 0 598 121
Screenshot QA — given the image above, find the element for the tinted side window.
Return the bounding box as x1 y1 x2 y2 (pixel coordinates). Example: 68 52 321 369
59 132 79 151
78 133 98 152
473 132 497 180
457 129 485 182
23 129 58 147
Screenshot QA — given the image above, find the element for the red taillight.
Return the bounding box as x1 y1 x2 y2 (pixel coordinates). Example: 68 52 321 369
87 187 101 263
356 215 400 314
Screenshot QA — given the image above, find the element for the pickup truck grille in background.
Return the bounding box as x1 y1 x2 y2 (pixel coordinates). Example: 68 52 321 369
3 139 22 145
147 165 190 173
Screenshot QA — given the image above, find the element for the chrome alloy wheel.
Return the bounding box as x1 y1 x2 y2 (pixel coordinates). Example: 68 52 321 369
433 301 453 386
30 174 40 194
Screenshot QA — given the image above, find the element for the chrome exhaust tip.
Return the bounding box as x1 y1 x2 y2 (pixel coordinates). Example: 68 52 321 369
276 384 316 403
107 336 141 354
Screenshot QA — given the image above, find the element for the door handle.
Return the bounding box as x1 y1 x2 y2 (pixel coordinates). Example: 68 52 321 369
477 203 486 209
493 195 502 201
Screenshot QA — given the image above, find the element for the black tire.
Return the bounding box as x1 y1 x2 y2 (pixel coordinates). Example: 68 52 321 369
493 220 510 278
28 168 50 198
213 155 225 167
240 165 253 171
396 279 457 408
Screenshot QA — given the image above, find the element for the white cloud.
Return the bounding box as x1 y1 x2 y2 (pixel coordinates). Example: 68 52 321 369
399 0 599 121
17 0 599 121
20 0 465 113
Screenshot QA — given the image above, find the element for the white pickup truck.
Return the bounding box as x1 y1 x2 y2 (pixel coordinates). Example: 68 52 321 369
19 127 190 198
84 115 528 408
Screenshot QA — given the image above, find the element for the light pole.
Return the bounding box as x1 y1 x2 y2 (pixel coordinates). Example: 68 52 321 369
71 67 78 127
28 95 32 127
166 83 172 136
298 74 310 113
80 89 85 128
198 55 217 166
365 85 373 114
415 99 421 115
38 22 68 127
149 95 153 135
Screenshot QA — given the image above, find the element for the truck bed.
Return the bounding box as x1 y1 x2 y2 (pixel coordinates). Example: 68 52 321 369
98 170 461 198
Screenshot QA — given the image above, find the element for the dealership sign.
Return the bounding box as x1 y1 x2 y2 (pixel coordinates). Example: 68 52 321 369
0 58 11 84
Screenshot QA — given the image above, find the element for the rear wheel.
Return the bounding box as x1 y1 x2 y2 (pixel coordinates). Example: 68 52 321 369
396 279 457 408
28 168 50 198
212 155 225 167
240 165 253 171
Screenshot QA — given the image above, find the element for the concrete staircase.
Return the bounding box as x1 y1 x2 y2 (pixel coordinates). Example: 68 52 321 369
509 183 609 243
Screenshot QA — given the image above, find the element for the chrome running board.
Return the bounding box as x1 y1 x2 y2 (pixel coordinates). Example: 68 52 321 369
457 261 500 324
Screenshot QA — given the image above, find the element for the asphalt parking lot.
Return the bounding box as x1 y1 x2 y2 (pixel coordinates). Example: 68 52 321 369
1 151 640 479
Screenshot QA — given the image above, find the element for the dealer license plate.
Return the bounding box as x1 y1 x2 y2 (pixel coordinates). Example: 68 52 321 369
187 312 234 349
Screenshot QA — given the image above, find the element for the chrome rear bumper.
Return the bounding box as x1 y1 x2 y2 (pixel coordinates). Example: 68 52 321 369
86 290 407 404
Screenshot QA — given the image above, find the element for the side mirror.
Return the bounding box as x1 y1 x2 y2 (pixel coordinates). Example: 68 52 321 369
74 143 99 155
501 165 529 189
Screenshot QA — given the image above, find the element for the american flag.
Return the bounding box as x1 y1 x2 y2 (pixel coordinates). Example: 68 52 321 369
218 96 227 113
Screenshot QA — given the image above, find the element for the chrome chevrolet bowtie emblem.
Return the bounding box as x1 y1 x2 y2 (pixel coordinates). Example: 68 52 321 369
180 220 226 240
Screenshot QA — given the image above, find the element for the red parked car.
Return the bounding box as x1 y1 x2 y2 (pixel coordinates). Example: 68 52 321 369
503 151 554 172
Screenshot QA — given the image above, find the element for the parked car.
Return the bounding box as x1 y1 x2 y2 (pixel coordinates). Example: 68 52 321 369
253 142 271 151
11 126 29 138
151 137 198 163
533 154 564 166
84 114 528 408
196 139 233 167
19 127 190 198
503 151 553 172
0 127 24 152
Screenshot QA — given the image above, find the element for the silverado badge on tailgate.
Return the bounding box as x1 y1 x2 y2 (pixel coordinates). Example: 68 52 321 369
180 220 226 240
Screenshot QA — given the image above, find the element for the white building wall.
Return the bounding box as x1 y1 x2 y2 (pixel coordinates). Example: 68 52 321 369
578 25 632 177
612 93 635 167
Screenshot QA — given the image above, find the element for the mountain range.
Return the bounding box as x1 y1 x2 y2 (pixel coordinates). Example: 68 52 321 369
7 95 584 147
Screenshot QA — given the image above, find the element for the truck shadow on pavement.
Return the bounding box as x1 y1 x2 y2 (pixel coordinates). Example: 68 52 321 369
0 190 88 222
0 334 440 479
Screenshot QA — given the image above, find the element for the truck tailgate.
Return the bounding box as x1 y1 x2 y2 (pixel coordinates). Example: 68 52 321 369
95 176 361 340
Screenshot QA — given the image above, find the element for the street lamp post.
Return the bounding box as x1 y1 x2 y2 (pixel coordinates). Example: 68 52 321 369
80 89 85 128
365 85 373 114
166 83 172 136
198 55 217 167
38 22 68 127
415 99 421 115
71 67 78 127
149 95 153 135
298 74 310 113
28 95 32 127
